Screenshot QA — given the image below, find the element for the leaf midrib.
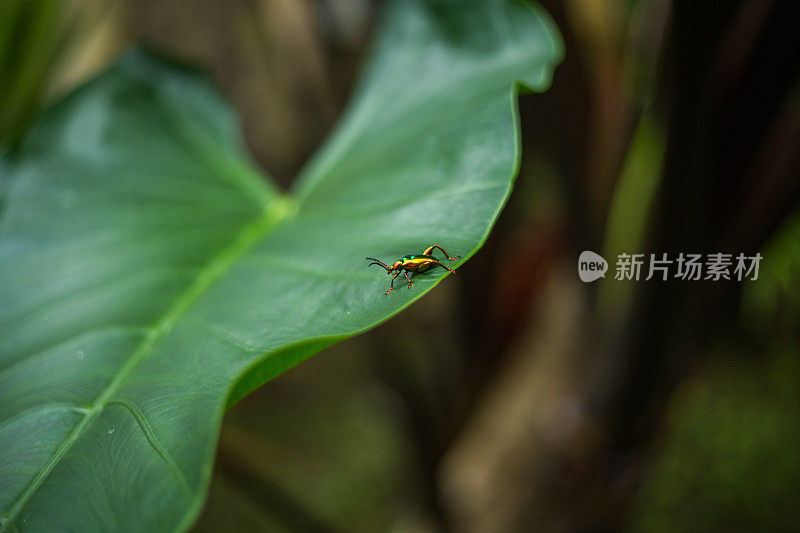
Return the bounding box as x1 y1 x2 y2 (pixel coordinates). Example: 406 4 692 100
1 196 295 527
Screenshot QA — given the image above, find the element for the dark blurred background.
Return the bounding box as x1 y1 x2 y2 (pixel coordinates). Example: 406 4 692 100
2 0 800 531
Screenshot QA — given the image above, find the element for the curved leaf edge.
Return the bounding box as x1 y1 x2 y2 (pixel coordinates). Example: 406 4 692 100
187 0 562 524
177 84 529 531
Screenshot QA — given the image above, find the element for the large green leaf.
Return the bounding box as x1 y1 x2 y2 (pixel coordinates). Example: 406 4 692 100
0 1 562 530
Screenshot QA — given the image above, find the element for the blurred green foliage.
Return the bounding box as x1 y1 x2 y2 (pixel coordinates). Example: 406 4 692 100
197 346 416 532
742 210 800 335
631 348 800 532
0 0 73 146
599 111 665 317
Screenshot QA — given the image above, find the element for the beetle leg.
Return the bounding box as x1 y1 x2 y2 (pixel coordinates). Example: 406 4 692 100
429 261 457 274
404 271 414 288
423 244 460 261
385 271 401 294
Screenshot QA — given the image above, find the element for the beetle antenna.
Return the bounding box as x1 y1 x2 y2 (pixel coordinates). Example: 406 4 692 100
366 257 390 271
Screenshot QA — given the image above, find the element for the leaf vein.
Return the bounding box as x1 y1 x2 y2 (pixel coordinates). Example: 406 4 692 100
0 197 294 526
106 399 191 495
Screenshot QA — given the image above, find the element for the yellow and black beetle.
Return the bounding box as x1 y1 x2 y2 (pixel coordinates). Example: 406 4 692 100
366 244 459 294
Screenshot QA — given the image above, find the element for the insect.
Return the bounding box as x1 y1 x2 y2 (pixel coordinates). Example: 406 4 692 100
366 244 460 294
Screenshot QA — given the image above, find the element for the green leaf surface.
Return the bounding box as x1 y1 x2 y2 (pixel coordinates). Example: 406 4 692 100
0 1 562 530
